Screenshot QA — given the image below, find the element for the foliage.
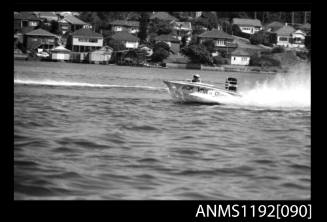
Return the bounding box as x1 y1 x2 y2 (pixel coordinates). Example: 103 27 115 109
148 18 173 36
250 30 276 46
304 35 311 60
232 25 252 39
50 21 61 35
250 54 281 67
202 39 216 53
271 46 285 53
106 39 126 51
138 12 150 43
181 44 213 65
154 41 170 52
65 34 73 50
192 12 218 30
35 21 51 32
213 55 228 65
181 36 187 48
151 47 170 62
102 30 115 39
296 51 309 60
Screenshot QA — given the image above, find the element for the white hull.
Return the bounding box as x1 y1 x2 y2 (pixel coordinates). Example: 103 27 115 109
163 80 241 104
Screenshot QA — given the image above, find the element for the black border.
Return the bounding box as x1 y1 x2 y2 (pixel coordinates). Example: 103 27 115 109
10 1 315 222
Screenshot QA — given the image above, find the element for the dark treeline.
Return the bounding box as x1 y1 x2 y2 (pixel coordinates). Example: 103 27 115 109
77 11 311 33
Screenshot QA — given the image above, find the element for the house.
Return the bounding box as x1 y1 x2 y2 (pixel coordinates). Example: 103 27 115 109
291 30 306 48
111 31 140 49
230 48 250 66
150 12 177 22
14 12 41 33
110 20 140 34
51 45 71 61
38 11 59 22
154 34 180 54
23 28 58 51
264 21 284 32
198 29 236 48
232 18 262 34
171 21 192 40
70 28 103 52
88 46 113 64
273 24 296 47
59 15 92 34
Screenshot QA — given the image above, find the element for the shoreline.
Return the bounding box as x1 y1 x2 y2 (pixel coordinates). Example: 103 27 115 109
14 59 288 75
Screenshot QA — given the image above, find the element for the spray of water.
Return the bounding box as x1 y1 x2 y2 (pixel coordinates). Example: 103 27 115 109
237 63 311 109
14 79 164 91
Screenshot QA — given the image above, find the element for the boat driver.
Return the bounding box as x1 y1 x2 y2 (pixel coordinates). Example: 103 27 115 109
192 74 201 83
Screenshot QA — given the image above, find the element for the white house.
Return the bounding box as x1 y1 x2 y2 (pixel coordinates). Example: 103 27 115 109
51 45 71 61
71 28 103 52
232 18 262 34
198 29 235 47
111 31 140 49
273 24 295 47
231 48 250 66
110 20 140 34
291 30 306 48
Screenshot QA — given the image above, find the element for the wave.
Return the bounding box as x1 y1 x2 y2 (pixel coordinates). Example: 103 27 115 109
14 79 165 91
218 64 311 110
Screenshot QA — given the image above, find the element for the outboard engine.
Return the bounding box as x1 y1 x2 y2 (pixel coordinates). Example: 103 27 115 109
225 77 238 92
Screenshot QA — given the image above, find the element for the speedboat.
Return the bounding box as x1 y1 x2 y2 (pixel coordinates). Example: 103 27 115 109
163 77 241 104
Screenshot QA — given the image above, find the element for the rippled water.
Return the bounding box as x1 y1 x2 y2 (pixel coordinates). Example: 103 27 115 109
14 61 311 200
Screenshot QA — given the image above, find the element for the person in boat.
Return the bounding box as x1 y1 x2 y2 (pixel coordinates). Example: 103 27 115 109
192 74 201 83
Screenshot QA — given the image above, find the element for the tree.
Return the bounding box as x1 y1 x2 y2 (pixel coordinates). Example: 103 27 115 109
50 20 60 35
106 39 126 51
35 21 51 32
154 41 170 52
202 39 216 53
151 41 170 62
148 18 173 36
138 12 150 43
151 47 170 62
181 44 213 65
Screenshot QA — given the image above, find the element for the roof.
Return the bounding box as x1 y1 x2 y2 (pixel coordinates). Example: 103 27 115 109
63 15 88 25
38 11 57 17
198 29 234 40
154 34 180 42
24 28 58 37
110 20 139 27
231 48 250 56
52 45 70 52
232 18 262 27
150 12 177 21
264 21 284 32
299 23 311 30
14 12 41 21
111 31 139 42
72 28 103 38
273 25 295 36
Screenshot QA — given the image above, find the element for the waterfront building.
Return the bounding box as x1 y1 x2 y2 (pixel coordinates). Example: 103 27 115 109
230 48 250 66
110 20 140 34
232 18 263 35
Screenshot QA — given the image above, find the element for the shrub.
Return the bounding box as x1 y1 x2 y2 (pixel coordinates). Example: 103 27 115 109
106 39 126 51
213 55 228 65
271 46 285 53
296 51 309 60
250 54 280 67
181 44 213 65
